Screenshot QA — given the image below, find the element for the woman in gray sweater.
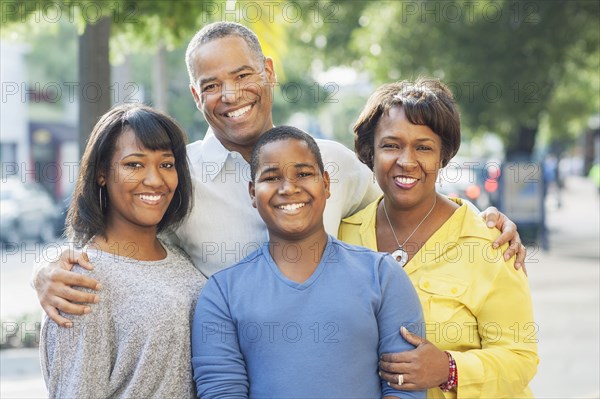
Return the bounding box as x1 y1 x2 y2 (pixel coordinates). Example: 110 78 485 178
40 104 206 398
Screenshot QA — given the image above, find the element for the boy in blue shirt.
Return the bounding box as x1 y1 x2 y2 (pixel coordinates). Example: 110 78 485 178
192 126 425 399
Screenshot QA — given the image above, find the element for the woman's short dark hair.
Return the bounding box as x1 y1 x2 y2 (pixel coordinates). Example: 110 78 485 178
354 78 461 170
66 103 193 245
250 125 324 181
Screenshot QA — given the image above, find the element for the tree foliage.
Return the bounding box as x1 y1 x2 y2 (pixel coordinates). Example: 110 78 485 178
1 1 296 143
325 0 599 157
3 0 597 157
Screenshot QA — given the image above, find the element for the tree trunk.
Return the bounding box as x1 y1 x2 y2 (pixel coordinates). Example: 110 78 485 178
78 17 111 155
152 42 168 112
505 125 538 161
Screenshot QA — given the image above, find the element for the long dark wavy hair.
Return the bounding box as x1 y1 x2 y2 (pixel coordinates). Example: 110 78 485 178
66 104 193 246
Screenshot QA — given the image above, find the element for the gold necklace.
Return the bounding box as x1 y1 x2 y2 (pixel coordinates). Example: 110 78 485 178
382 195 437 267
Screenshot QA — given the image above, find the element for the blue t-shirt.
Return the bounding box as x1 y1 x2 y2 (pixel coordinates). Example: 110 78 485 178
192 236 425 399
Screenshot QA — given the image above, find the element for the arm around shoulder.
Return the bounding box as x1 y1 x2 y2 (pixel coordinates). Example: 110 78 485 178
33 245 100 327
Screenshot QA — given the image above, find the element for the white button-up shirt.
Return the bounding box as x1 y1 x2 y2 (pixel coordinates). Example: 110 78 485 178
175 133 381 277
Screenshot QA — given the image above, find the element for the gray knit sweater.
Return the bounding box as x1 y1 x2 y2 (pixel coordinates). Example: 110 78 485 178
40 241 206 398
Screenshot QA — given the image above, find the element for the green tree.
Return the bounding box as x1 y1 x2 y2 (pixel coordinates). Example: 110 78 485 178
1 0 291 151
328 0 599 159
2 0 201 151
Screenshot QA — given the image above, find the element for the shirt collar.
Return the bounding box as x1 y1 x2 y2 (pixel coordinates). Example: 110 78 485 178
199 128 247 181
342 196 382 251
342 196 497 254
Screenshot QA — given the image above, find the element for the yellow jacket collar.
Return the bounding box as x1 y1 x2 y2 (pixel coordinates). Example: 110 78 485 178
342 196 500 258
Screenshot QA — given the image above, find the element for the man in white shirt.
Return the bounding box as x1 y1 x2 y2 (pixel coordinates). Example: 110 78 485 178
34 21 524 326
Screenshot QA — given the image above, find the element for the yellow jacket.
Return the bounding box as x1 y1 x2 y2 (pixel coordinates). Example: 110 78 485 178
339 198 538 398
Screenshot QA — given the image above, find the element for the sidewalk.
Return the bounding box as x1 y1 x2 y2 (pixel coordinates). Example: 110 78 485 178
528 176 600 398
0 349 46 398
1 177 598 398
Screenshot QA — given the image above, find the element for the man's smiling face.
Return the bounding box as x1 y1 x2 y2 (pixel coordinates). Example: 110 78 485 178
189 36 276 160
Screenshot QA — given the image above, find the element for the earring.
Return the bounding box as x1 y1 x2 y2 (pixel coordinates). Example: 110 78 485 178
372 172 377 183
99 186 106 210
438 170 443 187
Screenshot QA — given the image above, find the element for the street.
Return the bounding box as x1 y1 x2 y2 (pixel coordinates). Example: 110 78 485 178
1 176 598 398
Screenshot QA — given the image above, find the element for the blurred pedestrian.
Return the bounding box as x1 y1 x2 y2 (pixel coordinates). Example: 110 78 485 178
589 162 600 194
543 153 562 208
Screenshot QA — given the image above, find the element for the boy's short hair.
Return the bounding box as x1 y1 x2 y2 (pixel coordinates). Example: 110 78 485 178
354 78 461 169
250 126 324 181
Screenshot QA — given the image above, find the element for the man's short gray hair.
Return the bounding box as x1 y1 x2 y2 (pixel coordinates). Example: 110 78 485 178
185 21 266 86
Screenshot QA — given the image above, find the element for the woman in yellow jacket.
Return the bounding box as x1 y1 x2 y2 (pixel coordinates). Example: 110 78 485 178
338 79 538 398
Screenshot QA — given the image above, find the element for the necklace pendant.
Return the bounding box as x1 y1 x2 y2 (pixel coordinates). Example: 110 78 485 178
391 247 408 267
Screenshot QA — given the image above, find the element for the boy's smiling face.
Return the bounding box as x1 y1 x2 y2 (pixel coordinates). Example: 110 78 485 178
249 138 330 241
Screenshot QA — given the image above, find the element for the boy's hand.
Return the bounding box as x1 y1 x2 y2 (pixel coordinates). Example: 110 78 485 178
480 206 527 275
33 248 101 327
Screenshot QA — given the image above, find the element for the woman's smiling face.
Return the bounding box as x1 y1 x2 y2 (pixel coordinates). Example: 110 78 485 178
373 106 442 210
100 128 178 233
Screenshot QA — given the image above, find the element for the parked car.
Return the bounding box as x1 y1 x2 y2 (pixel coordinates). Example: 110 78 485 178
0 178 57 244
439 159 499 210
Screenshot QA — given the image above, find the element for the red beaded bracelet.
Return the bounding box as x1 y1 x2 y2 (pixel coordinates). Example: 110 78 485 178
439 351 458 392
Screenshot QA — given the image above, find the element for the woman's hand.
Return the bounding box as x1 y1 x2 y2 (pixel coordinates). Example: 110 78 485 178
379 327 449 390
33 247 101 327
480 206 527 275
